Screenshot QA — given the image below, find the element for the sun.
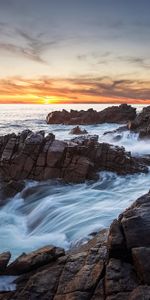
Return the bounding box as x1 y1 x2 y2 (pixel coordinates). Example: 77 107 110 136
42 96 59 104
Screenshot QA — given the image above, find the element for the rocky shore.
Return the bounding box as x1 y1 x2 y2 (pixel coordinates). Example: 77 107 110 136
46 104 136 125
128 105 150 139
0 191 150 299
0 130 147 187
0 104 150 299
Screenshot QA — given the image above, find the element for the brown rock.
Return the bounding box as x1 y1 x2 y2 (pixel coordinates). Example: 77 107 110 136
0 131 148 184
129 106 150 139
0 252 11 273
69 126 88 135
5 246 65 275
46 104 136 125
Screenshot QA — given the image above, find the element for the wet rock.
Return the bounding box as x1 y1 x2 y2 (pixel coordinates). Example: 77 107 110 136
46 104 136 125
0 180 25 205
0 131 147 184
129 105 150 139
5 246 65 275
70 134 99 145
0 252 11 273
10 230 108 300
69 126 88 135
2 193 150 298
103 125 128 136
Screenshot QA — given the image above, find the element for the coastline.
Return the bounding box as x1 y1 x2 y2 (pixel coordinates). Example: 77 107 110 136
0 104 150 299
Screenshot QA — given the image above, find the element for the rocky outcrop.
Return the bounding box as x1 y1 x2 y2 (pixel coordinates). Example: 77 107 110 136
46 104 136 125
0 131 147 184
128 105 150 139
1 192 150 299
5 246 65 275
69 126 88 135
0 252 11 273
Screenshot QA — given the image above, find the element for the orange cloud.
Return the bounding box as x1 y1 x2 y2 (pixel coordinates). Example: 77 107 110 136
0 76 150 104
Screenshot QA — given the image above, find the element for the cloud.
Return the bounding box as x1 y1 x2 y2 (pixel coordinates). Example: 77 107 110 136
0 24 62 64
0 75 150 103
117 55 150 70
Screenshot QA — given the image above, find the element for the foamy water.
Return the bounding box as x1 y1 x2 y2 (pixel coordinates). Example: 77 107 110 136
0 103 150 261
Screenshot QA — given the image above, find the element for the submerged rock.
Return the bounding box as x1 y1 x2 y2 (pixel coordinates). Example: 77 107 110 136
46 104 136 125
0 131 147 185
69 126 88 135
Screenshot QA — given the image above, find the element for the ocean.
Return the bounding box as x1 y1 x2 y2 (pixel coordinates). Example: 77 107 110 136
0 103 150 259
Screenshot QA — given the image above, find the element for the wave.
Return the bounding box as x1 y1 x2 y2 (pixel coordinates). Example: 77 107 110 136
0 171 150 259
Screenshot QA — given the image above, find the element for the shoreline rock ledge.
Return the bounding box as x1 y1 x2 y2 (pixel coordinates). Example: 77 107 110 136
46 104 136 125
1 191 150 299
0 130 147 184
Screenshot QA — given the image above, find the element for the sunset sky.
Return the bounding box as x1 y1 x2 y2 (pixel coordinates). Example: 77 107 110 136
0 0 150 104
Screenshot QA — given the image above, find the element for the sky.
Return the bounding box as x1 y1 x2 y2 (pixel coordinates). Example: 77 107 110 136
0 0 150 104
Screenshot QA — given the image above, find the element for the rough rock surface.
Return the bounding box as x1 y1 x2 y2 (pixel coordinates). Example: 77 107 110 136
5 246 65 275
0 252 11 273
128 105 150 139
69 126 88 135
46 104 136 125
1 192 150 299
0 130 147 184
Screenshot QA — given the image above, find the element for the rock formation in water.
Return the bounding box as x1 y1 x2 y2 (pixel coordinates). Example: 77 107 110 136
128 105 150 139
69 126 88 135
0 130 147 185
46 104 136 125
1 191 150 299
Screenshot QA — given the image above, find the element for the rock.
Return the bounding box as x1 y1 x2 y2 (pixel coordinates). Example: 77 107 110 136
103 125 128 136
108 219 127 260
0 252 11 273
120 192 150 249
129 286 150 299
0 180 25 205
5 246 65 275
69 126 88 135
105 258 138 296
70 134 99 145
132 247 150 284
128 105 150 139
46 104 136 125
0 131 147 184
10 230 108 299
3 193 150 298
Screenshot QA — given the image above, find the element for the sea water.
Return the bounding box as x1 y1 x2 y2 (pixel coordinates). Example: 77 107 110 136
0 103 150 259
